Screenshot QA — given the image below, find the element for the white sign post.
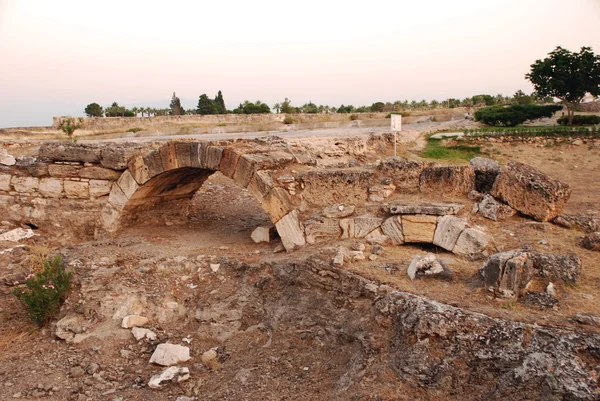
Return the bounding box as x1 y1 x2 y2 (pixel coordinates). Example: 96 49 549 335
391 114 402 157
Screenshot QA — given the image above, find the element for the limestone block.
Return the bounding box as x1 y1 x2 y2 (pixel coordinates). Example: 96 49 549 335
491 161 571 222
251 225 276 243
402 215 438 243
143 150 163 178
304 217 341 244
377 159 429 193
390 203 464 216
433 215 468 251
48 164 81 178
233 154 266 187
498 253 532 296
127 155 150 185
247 170 274 202
262 187 293 222
189 142 204 168
100 144 145 170
407 253 453 281
0 174 11 191
11 176 39 193
275 210 306 251
25 162 49 177
38 142 101 163
159 143 178 172
0 148 16 166
100 204 122 233
340 215 383 239
107 183 128 209
419 165 476 196
116 170 139 199
64 180 89 199
148 366 190 389
205 146 224 170
220 148 242 177
121 315 149 328
381 216 404 245
323 204 355 218
453 228 489 257
39 178 63 198
365 228 390 245
150 343 191 366
175 142 192 168
78 166 121 181
478 195 515 221
89 180 112 197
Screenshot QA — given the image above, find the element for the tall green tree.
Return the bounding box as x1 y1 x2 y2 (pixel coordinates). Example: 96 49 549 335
526 46 600 125
169 92 185 115
214 90 226 114
84 103 103 117
197 94 218 115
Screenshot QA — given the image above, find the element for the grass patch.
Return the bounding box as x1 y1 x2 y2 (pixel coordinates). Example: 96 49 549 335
421 138 481 162
126 127 142 133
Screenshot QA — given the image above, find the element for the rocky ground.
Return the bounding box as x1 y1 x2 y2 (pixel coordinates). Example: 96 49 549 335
1 134 600 400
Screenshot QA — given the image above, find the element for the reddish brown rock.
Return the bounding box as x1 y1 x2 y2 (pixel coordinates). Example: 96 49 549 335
491 161 571 222
419 165 475 196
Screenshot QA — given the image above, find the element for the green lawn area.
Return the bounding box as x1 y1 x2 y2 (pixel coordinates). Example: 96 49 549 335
421 138 481 162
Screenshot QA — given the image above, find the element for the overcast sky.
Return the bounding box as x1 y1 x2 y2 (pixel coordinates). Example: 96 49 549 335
1 0 599 127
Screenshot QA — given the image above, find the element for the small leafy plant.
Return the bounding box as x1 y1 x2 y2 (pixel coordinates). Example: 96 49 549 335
127 127 143 133
283 116 295 125
349 114 359 121
13 255 72 326
58 117 84 140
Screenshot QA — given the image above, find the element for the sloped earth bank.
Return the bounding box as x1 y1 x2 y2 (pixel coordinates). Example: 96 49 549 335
1 244 598 401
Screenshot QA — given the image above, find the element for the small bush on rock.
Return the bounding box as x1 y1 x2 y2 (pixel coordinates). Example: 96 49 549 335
13 255 72 326
283 116 295 124
349 114 359 121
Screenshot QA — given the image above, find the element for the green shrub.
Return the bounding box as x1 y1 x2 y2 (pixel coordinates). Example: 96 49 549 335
283 116 295 124
557 114 600 126
421 138 481 161
127 127 142 133
349 114 359 121
13 255 72 326
474 104 562 126
464 125 599 138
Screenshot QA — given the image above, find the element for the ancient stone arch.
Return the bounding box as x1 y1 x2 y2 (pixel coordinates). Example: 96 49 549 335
99 141 304 249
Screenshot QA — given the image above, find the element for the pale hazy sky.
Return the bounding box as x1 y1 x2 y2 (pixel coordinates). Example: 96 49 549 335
1 0 599 127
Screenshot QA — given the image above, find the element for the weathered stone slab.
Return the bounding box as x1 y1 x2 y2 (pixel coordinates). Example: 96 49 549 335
340 216 383 239
143 150 163 178
275 210 306 251
529 253 581 284
419 165 475 196
189 142 203 168
478 195 515 221
39 178 63 198
407 253 453 281
205 146 224 170
99 143 146 170
220 148 242 178
251 226 276 243
159 143 178 172
498 253 532 297
0 148 16 166
304 217 341 244
261 187 293 222
89 179 112 197
433 215 468 251
78 166 121 181
38 143 101 163
323 204 355 218
582 232 600 251
174 142 192 168
11 176 39 193
377 159 429 193
233 154 265 187
491 161 571 222
402 215 437 243
470 157 500 193
48 164 81 178
247 170 274 202
390 203 464 216
127 155 150 185
63 180 89 199
150 343 191 366
107 183 128 209
453 228 489 258
365 228 390 245
381 216 404 245
0 174 11 191
116 170 139 199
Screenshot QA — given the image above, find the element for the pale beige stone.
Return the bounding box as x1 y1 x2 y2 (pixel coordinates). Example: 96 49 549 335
116 170 139 199
127 155 150 185
433 215 468 251
275 210 306 251
340 216 383 239
262 187 293 222
453 228 489 257
381 216 404 245
0 174 12 191
48 164 80 178
251 226 275 243
402 215 438 243
11 176 39 193
63 180 89 199
39 178 63 198
78 166 121 180
121 315 149 328
247 170 274 203
89 180 113 197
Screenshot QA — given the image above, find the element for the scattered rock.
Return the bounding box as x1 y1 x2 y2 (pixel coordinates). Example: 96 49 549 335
148 366 190 389
121 315 149 328
201 348 218 366
546 282 557 297
389 203 463 216
573 313 600 327
131 327 157 341
210 263 220 273
0 148 16 166
407 253 453 281
582 232 600 251
433 215 468 252
250 226 276 243
478 195 516 221
85 362 99 375
491 161 571 222
522 291 558 310
70 366 85 378
322 204 355 218
149 343 191 366
452 228 489 258
468 190 485 202
470 157 500 193
0 228 36 242
340 215 383 239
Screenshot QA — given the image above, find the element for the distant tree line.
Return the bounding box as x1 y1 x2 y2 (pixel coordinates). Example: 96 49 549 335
83 90 558 118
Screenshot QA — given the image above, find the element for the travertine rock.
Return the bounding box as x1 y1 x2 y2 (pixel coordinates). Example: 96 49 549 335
39 178 63 198
401 215 437 243
407 253 453 281
250 226 276 243
453 228 488 258
150 344 191 366
470 157 500 193
582 232 600 251
148 366 190 389
381 216 404 245
11 176 39 193
340 216 383 239
390 203 463 216
491 161 571 222
478 195 516 221
304 217 340 244
63 180 89 199
275 210 306 251
433 215 468 251
323 204 355 218
122 315 149 328
419 165 475 196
